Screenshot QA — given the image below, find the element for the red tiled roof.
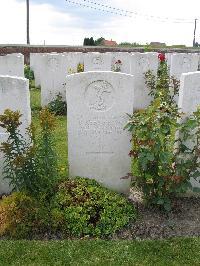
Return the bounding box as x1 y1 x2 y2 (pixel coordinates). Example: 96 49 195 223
102 40 117 46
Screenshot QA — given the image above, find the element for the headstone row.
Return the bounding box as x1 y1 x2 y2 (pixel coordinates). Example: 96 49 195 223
0 70 199 195
34 52 159 106
29 52 200 107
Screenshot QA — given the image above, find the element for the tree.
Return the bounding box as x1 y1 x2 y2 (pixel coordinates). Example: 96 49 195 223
95 37 105 46
83 37 106 46
83 38 90 46
83 38 87 45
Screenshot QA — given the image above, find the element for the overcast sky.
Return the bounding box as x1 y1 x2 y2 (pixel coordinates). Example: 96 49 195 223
0 0 200 46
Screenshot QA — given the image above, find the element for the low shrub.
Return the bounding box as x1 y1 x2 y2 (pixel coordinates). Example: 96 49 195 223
51 177 136 237
0 192 50 239
48 94 67 116
0 178 136 239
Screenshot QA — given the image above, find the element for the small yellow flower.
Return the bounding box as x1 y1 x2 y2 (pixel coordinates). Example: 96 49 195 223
77 63 84 73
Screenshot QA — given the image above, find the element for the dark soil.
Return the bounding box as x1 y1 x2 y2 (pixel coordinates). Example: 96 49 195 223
114 192 200 240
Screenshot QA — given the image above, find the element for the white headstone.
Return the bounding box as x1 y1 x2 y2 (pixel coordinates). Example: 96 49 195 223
178 72 200 190
0 53 24 77
108 52 131 74
63 52 84 74
66 71 134 194
30 53 45 87
40 53 85 106
166 53 172 69
170 53 199 80
0 75 31 136
0 76 31 195
130 52 159 110
84 53 112 72
40 53 66 106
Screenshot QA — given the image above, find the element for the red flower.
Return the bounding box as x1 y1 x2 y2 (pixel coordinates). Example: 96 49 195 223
115 59 122 64
158 53 166 62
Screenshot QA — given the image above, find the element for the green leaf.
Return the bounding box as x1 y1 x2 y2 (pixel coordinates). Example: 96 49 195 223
191 171 200 179
192 187 200 193
164 202 172 212
146 153 155 162
159 152 171 164
157 199 164 205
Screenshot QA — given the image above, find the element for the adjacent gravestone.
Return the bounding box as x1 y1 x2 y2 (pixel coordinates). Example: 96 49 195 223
30 53 47 87
40 53 67 106
40 53 85 106
108 52 131 74
66 71 134 194
84 53 112 72
130 52 159 110
64 52 84 74
166 53 173 70
178 71 200 190
0 53 24 77
0 76 31 195
170 53 199 80
0 75 31 136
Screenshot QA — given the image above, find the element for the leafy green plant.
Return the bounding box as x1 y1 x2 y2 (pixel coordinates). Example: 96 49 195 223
48 94 67 116
24 65 35 89
36 108 58 196
145 55 179 103
125 55 199 211
24 65 34 81
0 108 59 198
51 177 136 237
0 110 38 194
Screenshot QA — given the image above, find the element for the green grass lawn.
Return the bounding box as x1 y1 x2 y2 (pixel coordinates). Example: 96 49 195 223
0 88 199 265
0 238 199 266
